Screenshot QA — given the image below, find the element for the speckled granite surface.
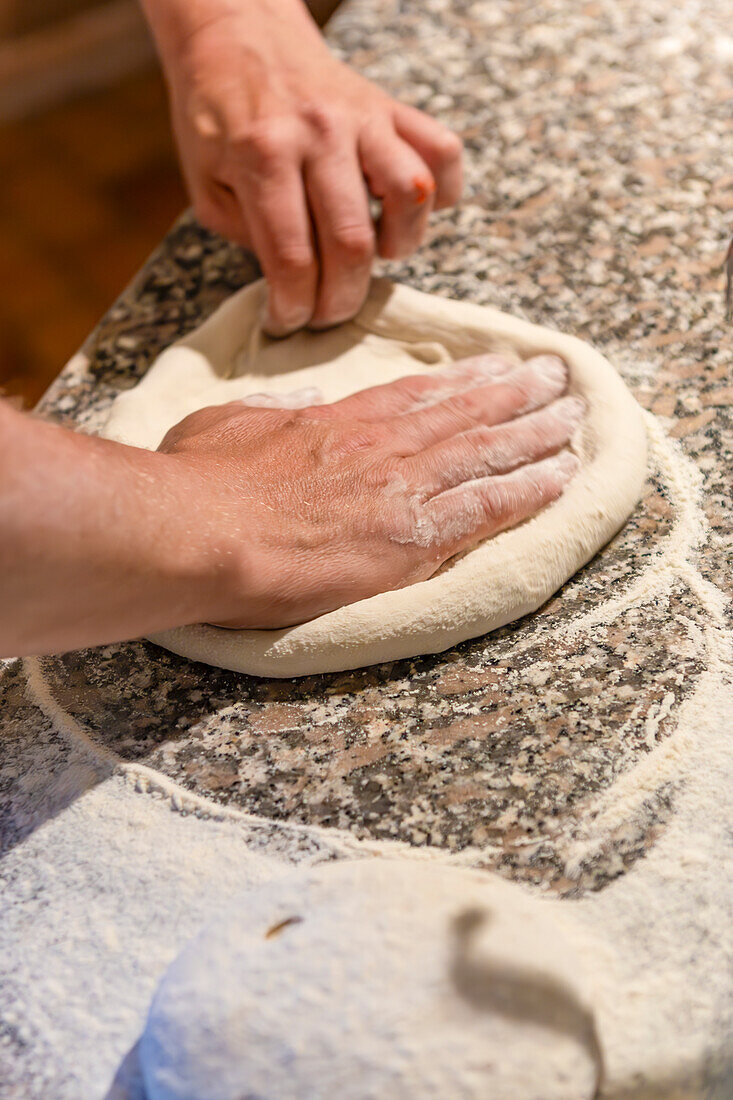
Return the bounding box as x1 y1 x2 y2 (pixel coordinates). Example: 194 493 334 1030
2 3 733 1097
6 0 733 898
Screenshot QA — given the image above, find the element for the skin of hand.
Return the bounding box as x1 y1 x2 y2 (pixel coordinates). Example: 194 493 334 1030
0 355 581 656
140 0 463 334
159 353 583 629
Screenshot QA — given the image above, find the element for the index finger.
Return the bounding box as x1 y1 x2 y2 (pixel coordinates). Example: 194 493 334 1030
302 353 518 422
234 161 318 337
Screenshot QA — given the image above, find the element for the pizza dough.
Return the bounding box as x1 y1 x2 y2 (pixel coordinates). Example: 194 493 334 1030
102 278 647 677
140 860 601 1100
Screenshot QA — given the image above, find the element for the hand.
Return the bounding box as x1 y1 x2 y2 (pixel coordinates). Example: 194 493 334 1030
0 354 581 656
158 353 583 629
144 0 463 334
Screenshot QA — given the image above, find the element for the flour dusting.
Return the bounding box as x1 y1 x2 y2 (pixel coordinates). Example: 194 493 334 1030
2 404 730 1097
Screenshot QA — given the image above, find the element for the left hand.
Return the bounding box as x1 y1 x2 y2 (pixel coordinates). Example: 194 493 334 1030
156 353 581 629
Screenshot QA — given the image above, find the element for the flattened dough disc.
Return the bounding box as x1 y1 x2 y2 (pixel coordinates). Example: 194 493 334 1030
102 279 647 677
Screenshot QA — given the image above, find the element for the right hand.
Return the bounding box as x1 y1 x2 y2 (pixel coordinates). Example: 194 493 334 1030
160 353 583 629
147 0 463 334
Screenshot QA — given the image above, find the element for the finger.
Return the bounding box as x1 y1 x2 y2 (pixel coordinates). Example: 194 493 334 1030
407 395 585 495
232 143 318 336
359 122 436 260
304 146 375 329
303 352 517 423
191 180 251 247
388 355 569 452
392 102 463 209
426 451 580 556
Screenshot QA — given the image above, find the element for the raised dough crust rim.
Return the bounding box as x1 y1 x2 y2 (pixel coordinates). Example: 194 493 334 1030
106 279 647 677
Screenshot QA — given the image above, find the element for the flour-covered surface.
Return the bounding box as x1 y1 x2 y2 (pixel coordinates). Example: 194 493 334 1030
139 862 602 1100
1 0 732 1096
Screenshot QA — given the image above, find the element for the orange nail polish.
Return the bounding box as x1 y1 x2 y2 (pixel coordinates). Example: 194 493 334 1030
413 177 436 205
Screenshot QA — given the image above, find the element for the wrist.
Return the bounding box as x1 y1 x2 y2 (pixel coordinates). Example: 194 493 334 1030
149 451 256 628
121 447 246 629
140 0 323 67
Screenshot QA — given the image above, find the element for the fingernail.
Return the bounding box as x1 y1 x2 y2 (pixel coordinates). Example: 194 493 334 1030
528 354 568 387
316 283 372 330
260 292 311 338
549 450 580 479
558 395 587 425
413 175 436 205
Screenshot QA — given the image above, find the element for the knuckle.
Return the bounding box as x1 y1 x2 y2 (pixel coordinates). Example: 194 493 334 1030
269 241 316 279
370 451 403 484
234 119 293 170
480 484 508 524
318 422 383 461
466 430 507 471
301 101 343 140
346 424 386 457
331 223 376 264
379 470 422 532
464 426 493 455
453 389 486 422
390 502 423 545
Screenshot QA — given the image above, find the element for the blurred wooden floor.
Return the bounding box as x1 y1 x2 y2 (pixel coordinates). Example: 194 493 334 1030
0 67 187 406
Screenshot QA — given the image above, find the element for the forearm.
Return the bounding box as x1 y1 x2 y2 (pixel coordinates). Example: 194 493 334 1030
139 0 324 65
0 402 230 656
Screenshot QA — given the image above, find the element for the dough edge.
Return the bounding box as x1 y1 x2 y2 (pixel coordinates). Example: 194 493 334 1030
105 279 647 677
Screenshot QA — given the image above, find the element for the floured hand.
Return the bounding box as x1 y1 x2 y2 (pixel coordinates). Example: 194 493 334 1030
158 353 582 628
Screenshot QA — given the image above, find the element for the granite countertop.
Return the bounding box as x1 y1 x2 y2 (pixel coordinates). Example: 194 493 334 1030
1 1 732 1093
18 0 732 893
